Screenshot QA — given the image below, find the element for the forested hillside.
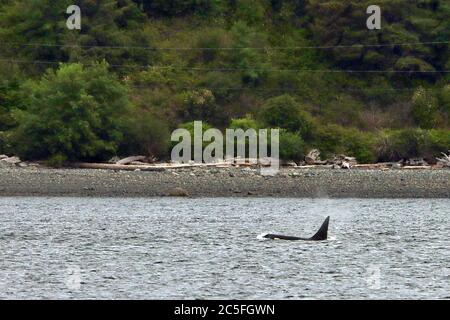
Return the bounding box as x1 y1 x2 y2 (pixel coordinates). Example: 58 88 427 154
0 0 449 165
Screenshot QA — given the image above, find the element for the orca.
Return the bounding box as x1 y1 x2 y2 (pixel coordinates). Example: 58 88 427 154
263 216 330 241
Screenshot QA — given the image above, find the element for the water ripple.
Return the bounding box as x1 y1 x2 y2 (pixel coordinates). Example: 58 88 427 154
0 197 449 299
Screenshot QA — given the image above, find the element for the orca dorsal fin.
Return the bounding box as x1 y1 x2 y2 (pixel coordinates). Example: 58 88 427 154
309 216 330 241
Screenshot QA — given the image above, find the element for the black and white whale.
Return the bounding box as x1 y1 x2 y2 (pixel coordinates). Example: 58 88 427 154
261 216 330 241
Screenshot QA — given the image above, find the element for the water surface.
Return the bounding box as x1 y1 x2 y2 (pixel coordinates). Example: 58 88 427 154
0 197 449 299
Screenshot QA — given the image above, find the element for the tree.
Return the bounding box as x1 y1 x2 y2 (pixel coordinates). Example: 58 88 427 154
228 21 268 85
439 84 450 114
313 124 376 163
0 0 449 164
121 110 171 158
64 0 156 68
259 94 315 139
0 62 21 153
279 130 306 161
133 0 215 16
0 77 20 131
229 115 259 131
12 62 132 165
0 0 156 72
173 87 231 127
304 0 449 74
0 0 70 69
411 87 439 129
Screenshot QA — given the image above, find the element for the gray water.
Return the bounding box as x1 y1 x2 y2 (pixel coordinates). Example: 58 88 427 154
0 197 449 300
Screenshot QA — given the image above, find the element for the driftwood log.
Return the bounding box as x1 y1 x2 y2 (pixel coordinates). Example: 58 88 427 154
402 166 432 170
116 156 147 165
305 149 321 165
73 162 236 171
437 151 450 167
74 163 166 171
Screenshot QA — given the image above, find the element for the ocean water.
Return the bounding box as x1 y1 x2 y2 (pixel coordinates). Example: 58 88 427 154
0 197 449 299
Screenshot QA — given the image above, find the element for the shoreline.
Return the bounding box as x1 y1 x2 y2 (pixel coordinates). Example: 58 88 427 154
0 166 449 198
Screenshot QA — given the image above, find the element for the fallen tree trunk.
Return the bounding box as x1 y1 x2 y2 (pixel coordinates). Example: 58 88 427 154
402 166 432 170
437 151 450 167
116 156 147 165
73 163 167 171
293 165 334 169
353 163 391 169
72 162 236 171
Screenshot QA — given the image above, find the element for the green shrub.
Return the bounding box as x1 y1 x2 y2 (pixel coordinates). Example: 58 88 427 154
46 153 67 168
229 22 268 84
375 128 450 162
195 29 230 63
121 111 171 159
340 129 376 164
0 107 13 132
225 116 261 160
376 129 417 161
313 124 376 163
0 131 12 154
438 85 450 114
171 121 213 158
139 0 215 16
177 89 226 126
321 94 364 127
427 129 450 152
11 62 132 163
259 94 315 139
179 121 212 136
0 76 22 131
411 87 439 129
419 129 450 162
201 72 241 103
229 116 259 131
375 129 425 161
279 131 306 161
312 124 344 159
234 0 266 25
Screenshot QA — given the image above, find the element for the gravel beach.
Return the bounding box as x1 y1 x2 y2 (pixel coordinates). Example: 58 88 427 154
0 166 449 198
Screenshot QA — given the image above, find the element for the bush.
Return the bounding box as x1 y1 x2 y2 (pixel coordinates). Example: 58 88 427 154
427 129 450 153
0 131 12 155
321 94 363 127
171 121 213 159
139 0 215 16
440 85 450 112
121 111 171 159
0 105 14 133
411 87 439 129
177 89 226 126
229 22 268 84
313 124 376 163
229 115 259 131
279 131 306 161
419 129 450 162
195 29 230 63
259 94 315 139
312 125 341 158
201 72 241 103
12 62 132 163
234 0 266 25
375 129 421 161
0 75 21 131
46 153 68 168
373 128 450 162
341 129 376 164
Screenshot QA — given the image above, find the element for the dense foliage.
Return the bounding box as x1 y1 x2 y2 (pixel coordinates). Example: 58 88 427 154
0 0 448 163
11 62 133 165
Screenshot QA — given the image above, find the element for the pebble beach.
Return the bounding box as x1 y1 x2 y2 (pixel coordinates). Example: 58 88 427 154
0 166 449 198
